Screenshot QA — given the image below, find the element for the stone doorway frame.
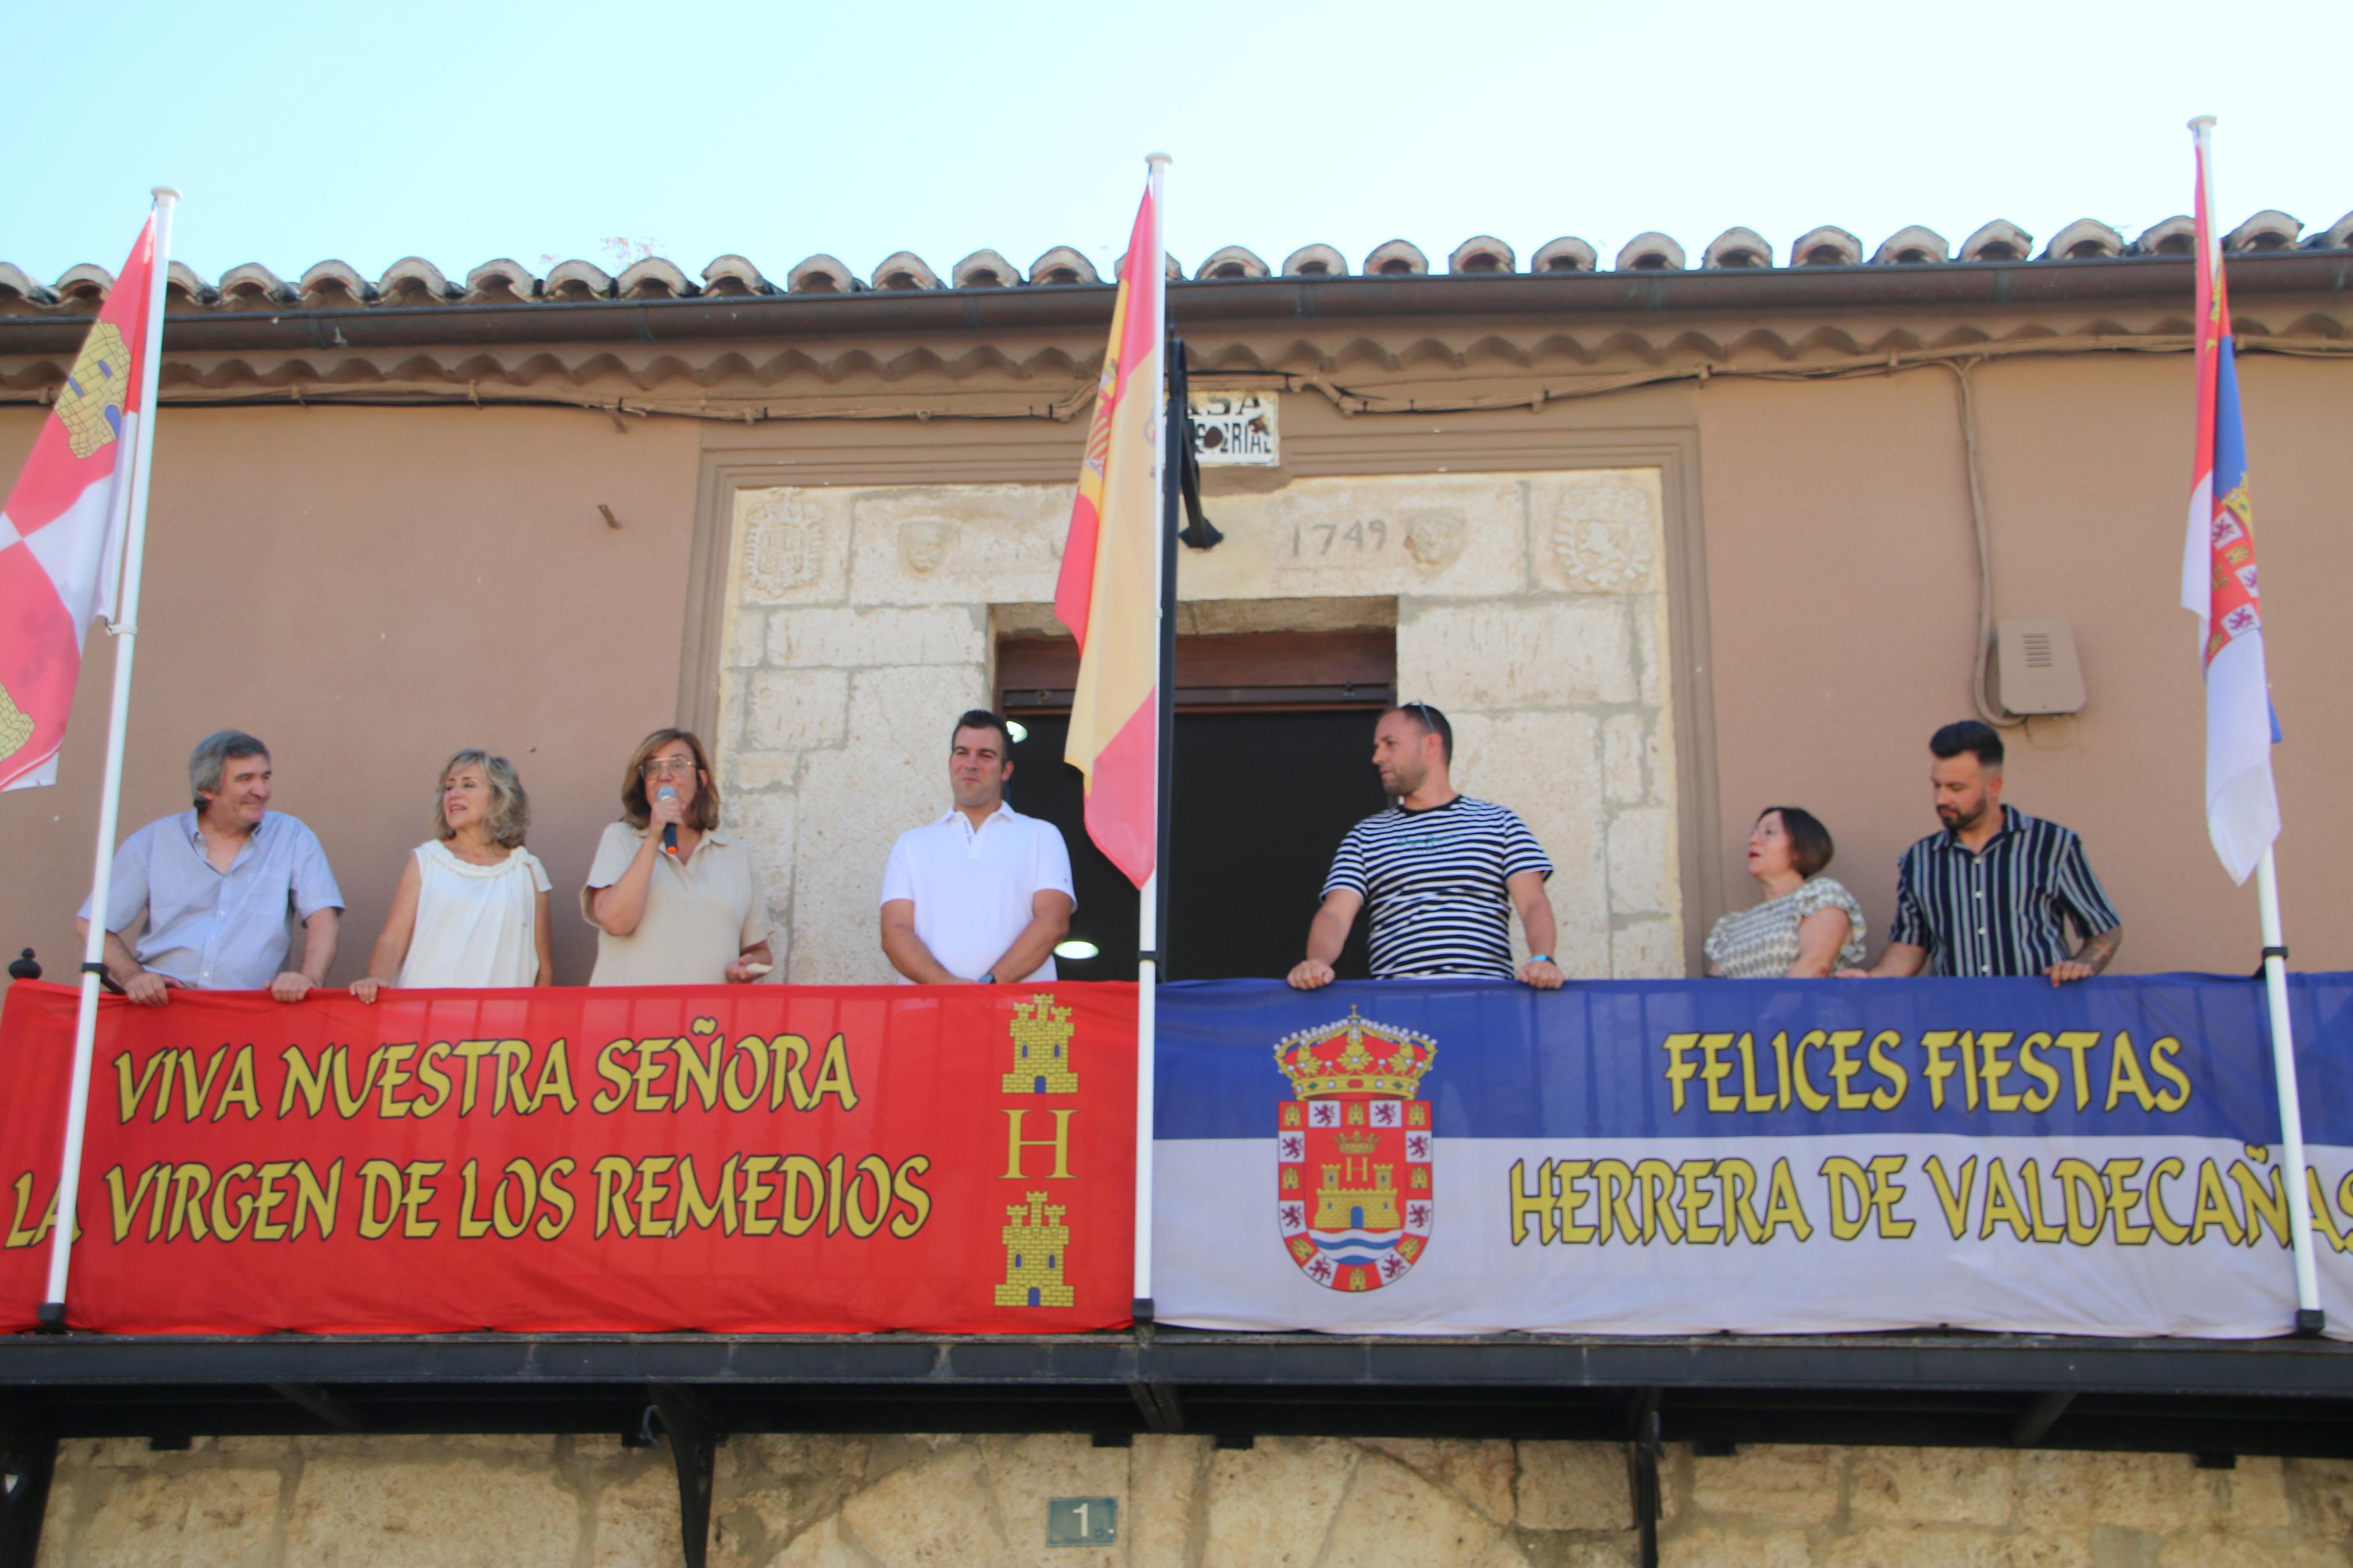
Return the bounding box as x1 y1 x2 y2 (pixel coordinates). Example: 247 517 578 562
675 415 1722 972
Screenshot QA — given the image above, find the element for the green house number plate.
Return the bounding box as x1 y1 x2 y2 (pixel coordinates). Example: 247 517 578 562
1046 1497 1117 1546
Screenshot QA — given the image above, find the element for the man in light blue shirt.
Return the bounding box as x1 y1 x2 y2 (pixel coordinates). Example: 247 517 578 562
75 730 345 1005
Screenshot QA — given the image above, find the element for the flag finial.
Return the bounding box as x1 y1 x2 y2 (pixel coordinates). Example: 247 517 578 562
1145 152 1172 168
2187 115 2216 133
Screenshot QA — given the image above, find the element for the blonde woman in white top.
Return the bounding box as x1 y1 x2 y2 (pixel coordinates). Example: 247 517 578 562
353 750 554 1000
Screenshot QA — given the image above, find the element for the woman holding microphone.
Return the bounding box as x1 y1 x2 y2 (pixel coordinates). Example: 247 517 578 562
582 728 773 985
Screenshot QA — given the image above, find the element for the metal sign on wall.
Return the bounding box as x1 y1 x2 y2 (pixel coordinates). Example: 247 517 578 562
1188 390 1278 467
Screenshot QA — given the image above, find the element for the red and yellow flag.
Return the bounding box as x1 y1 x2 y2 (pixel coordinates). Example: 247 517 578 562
1055 162 1167 888
0 213 157 791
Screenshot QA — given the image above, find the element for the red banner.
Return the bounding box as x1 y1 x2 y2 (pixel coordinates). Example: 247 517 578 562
0 981 1135 1335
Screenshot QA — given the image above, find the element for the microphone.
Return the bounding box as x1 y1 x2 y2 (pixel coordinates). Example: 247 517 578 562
657 785 679 856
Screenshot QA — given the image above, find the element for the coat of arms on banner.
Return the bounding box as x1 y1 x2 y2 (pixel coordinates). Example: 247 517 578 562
1274 1007 1436 1292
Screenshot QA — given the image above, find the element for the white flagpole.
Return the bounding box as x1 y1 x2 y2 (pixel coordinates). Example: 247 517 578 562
1133 152 1170 1322
2255 851 2323 1329
38 187 179 1328
2190 118 2320 1332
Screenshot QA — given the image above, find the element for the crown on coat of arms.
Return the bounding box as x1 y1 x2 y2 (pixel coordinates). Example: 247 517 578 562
1273 1007 1438 1100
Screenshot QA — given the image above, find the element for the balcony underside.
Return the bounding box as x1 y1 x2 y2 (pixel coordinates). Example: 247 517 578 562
3 1329 2348 1456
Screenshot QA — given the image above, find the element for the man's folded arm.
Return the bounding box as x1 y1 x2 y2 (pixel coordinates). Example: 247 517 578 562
880 898 961 984
988 890 1074 983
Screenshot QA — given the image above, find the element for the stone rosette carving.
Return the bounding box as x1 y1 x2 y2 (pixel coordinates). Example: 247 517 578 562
1552 484 1655 592
743 495 827 599
897 520 959 575
1401 510 1466 571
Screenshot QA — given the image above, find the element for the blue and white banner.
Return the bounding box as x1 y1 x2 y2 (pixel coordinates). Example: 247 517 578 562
1152 976 2353 1338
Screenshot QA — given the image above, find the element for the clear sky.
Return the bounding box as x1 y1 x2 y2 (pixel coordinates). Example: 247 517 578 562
3 0 2345 286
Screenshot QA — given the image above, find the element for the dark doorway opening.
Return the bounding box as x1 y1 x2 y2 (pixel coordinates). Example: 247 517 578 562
999 626 1396 981
1006 710 1388 981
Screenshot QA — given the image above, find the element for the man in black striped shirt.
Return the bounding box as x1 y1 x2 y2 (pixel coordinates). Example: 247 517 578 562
1287 703 1564 990
1843 721 2123 985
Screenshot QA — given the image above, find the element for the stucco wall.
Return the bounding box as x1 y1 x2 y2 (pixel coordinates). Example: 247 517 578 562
0 404 702 989
714 470 1680 984
1697 353 2353 973
3 340 2350 989
33 1433 2353 1567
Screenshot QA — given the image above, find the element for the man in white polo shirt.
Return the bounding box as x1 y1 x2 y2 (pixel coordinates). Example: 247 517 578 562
879 709 1076 984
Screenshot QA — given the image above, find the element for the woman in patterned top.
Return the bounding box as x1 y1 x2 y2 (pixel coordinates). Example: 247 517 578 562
1703 807 1868 979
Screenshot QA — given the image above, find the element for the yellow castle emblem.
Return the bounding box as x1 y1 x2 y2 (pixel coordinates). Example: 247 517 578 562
1002 995 1077 1094
993 1190 1074 1307
0 681 31 762
1313 1155 1400 1232
56 321 133 460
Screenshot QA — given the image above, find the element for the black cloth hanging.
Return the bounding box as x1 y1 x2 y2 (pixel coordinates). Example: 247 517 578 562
1167 339 1223 552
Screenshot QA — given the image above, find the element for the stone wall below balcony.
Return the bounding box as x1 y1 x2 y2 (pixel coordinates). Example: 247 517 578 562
34 1434 2353 1567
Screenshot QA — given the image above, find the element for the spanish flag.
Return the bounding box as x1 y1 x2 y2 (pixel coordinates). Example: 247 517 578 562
1055 159 1167 889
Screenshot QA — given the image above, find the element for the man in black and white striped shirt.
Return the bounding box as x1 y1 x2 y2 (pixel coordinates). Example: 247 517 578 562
1844 720 2124 984
1287 703 1564 990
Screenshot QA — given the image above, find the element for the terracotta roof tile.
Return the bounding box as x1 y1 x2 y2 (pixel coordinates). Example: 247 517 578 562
1873 226 1950 265
950 250 1019 288
2225 209 2301 251
1791 226 1863 267
463 259 540 303
1616 232 1685 271
1529 236 1597 273
217 262 294 307
1197 246 1269 280
869 251 939 291
377 257 457 302
1702 227 1772 269
542 259 614 301
0 262 53 304
2042 219 2124 260
53 263 114 301
700 255 773 296
1027 247 1097 286
1447 236 1514 275
785 254 859 294
1362 239 1428 277
616 257 696 298
1958 220 2033 262
165 261 215 305
298 260 374 304
6 208 2349 319
1280 244 1346 278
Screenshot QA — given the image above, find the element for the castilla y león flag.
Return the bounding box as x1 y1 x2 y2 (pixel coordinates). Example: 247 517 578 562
0 216 157 791
1054 165 1166 888
2180 131 2279 884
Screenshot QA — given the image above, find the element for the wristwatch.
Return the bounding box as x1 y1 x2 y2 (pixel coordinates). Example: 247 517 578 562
1529 954 1554 965
978 971 998 984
